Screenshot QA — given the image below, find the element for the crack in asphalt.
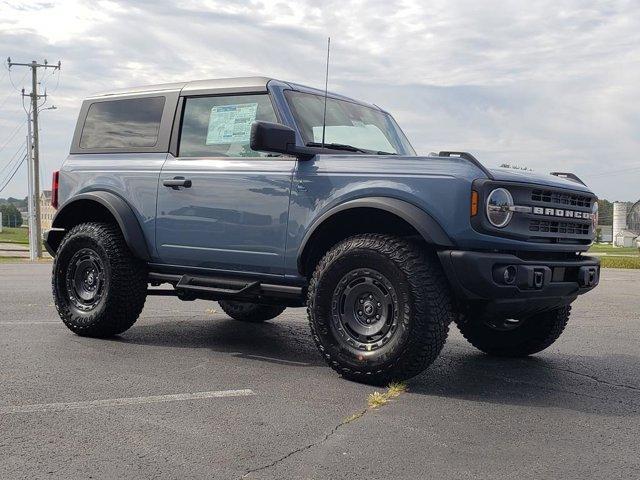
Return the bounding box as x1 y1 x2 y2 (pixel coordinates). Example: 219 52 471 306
240 408 368 479
541 365 640 392
439 346 640 394
492 374 640 410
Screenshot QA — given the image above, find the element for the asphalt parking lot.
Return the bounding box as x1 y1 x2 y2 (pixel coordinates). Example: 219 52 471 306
0 264 639 479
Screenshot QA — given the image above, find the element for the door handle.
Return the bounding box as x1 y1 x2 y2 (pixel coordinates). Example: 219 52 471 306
163 177 192 190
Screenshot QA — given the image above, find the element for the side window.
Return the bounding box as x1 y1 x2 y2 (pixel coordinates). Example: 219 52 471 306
80 97 165 149
179 94 278 157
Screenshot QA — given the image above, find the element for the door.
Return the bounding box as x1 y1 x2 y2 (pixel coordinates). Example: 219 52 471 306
156 93 296 275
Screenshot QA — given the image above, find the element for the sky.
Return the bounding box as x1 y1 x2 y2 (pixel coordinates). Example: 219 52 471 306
0 0 639 201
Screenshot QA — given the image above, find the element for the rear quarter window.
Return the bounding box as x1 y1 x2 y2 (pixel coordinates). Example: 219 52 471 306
79 96 165 149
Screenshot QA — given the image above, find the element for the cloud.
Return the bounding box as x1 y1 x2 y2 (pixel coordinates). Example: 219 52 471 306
0 0 638 200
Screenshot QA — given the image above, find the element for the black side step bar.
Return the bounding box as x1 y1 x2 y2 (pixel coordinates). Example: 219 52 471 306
147 272 304 305
176 275 261 296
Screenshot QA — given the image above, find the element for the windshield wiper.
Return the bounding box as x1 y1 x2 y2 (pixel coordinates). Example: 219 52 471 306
306 142 397 155
306 142 368 153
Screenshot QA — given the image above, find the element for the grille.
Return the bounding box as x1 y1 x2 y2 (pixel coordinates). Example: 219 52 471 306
531 189 592 208
529 219 590 235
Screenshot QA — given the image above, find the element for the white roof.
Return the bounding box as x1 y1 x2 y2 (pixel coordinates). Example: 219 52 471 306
88 76 274 99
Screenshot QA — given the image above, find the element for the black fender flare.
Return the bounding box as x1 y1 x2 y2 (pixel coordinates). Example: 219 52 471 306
297 196 454 271
48 191 150 260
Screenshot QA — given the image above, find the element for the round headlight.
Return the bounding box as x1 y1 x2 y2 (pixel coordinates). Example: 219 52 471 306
592 201 599 230
486 188 514 228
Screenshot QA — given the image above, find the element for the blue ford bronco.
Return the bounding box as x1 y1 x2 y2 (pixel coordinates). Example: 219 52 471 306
45 77 600 384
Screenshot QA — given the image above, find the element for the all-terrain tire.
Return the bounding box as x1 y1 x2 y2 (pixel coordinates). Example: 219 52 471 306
52 222 147 337
308 234 453 385
456 306 571 357
218 301 286 322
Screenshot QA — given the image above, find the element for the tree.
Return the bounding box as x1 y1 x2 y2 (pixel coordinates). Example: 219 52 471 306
597 198 613 226
499 163 534 171
0 204 23 227
0 196 27 209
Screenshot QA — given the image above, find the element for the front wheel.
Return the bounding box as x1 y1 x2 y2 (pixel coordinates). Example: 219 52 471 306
456 306 571 357
308 234 453 385
52 222 147 337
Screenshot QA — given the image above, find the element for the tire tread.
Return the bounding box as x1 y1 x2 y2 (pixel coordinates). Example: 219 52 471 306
456 306 571 357
52 222 147 337
307 234 453 384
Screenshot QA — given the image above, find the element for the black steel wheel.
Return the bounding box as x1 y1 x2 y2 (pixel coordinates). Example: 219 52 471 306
331 268 399 352
308 234 453 385
52 222 147 337
456 306 572 357
65 248 106 312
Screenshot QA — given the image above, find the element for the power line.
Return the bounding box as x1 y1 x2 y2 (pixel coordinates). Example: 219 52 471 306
41 67 61 95
0 66 27 109
0 81 23 110
0 119 26 153
0 141 27 178
7 68 28 92
0 153 27 193
585 165 640 179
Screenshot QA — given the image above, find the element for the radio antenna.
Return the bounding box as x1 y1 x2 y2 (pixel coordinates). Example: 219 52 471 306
321 36 330 149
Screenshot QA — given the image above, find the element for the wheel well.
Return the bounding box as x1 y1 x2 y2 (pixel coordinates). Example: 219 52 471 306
299 207 428 277
48 200 119 253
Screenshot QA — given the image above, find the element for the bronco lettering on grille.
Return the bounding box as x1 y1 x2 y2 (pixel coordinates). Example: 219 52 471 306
532 206 591 219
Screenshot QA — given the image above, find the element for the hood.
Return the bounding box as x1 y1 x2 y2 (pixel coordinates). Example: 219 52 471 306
488 167 594 194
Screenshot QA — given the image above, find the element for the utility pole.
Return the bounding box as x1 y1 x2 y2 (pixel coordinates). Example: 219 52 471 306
7 58 61 257
26 116 36 260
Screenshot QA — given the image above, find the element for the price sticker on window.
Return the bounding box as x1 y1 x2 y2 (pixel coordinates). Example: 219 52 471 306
206 103 258 145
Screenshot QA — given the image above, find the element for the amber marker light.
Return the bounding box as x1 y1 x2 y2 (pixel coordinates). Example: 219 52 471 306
470 190 479 217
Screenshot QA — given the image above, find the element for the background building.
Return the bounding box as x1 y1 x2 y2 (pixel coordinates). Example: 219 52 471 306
40 190 54 232
612 201 640 247
615 230 638 248
598 225 613 243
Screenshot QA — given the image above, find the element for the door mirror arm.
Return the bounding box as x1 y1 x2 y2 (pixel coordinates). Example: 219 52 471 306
250 121 319 160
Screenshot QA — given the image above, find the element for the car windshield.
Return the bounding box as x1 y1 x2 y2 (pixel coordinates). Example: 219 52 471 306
285 90 416 155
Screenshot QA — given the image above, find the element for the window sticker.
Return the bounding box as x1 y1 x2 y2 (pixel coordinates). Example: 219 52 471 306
205 103 258 145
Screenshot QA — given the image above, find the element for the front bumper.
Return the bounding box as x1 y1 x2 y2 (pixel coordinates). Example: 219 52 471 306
438 250 600 316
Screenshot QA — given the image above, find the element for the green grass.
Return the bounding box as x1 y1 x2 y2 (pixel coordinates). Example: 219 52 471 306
0 256 52 263
588 243 640 268
589 243 638 255
0 227 29 244
599 256 640 269
367 382 407 409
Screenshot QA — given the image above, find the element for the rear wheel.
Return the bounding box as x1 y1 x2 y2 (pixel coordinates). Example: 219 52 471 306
218 301 286 323
52 222 147 337
308 234 452 385
456 306 571 357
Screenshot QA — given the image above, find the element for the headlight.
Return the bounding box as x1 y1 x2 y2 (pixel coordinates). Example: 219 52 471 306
486 188 514 228
592 201 598 230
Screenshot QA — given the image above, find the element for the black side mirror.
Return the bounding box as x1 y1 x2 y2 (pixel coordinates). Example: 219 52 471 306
250 121 296 155
250 121 326 159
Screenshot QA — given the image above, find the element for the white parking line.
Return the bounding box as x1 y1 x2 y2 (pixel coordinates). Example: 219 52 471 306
0 321 59 325
0 389 255 415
